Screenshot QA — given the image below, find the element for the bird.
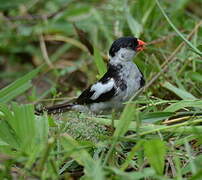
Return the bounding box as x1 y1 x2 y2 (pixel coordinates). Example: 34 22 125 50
36 36 146 115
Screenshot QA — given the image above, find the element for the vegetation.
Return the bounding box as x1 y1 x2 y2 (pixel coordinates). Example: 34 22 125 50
0 0 202 179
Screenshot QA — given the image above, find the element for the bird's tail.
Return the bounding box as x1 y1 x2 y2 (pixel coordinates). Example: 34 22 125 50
35 102 75 115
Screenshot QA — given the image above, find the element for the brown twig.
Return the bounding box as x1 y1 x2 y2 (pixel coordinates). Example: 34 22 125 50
39 34 54 69
73 23 94 55
163 116 191 125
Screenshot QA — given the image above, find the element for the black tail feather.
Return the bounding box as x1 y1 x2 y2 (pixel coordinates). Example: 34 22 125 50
35 103 74 115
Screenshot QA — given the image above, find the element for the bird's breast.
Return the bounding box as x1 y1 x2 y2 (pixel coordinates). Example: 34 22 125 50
117 62 143 101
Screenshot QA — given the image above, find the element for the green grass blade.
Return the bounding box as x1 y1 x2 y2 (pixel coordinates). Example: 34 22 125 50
164 100 202 112
156 0 202 56
125 1 143 37
0 67 41 103
114 104 137 137
94 47 107 77
0 102 49 156
91 9 113 44
144 139 167 175
142 112 174 123
0 121 19 149
188 72 202 84
190 169 202 180
0 139 9 146
0 104 19 149
103 104 137 165
121 141 143 170
162 81 197 100
0 82 32 103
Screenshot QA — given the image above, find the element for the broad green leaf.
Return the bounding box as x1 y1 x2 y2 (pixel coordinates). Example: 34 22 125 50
188 72 202 84
0 103 14 125
164 100 202 112
0 139 8 146
144 139 167 175
0 103 49 156
190 169 202 180
94 47 107 77
114 104 137 137
0 104 19 149
61 134 105 180
11 103 36 153
35 115 49 147
197 45 202 52
0 82 32 103
162 81 196 100
0 121 19 149
0 67 41 103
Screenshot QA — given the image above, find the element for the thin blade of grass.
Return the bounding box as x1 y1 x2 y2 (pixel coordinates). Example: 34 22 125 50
164 100 202 112
156 0 202 56
184 140 197 174
125 1 142 37
141 112 174 123
162 81 197 100
91 9 113 44
0 82 32 103
94 47 107 77
114 104 137 137
0 67 41 103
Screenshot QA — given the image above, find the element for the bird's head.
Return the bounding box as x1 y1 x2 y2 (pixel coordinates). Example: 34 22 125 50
109 36 146 62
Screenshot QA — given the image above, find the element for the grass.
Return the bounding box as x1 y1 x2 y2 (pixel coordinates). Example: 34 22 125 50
0 0 202 179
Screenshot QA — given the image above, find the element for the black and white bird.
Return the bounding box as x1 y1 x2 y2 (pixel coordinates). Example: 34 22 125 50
36 36 146 115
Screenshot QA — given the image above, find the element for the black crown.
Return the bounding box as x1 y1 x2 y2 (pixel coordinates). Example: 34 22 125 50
109 36 138 57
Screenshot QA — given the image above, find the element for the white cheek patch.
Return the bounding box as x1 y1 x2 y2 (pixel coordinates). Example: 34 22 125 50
118 48 135 61
90 79 115 100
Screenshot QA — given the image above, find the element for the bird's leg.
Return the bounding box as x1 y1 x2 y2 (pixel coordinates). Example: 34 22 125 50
111 109 116 131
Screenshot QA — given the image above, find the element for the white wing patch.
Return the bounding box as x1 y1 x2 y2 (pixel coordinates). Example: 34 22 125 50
90 78 115 100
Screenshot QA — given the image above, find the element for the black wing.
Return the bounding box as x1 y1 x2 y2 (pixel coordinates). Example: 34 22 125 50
76 64 124 105
76 85 116 104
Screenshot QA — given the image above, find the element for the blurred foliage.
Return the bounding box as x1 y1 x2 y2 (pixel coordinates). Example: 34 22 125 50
0 0 202 179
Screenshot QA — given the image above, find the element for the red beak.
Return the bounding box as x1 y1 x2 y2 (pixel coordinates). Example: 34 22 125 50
136 39 146 52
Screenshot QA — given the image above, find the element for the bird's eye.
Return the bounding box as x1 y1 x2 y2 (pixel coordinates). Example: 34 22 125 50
121 54 125 58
